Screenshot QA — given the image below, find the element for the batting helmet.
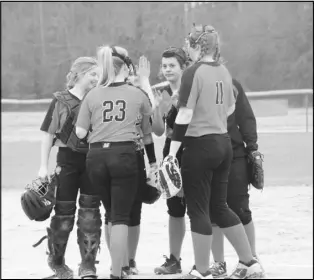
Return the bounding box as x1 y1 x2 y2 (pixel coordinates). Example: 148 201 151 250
21 171 59 222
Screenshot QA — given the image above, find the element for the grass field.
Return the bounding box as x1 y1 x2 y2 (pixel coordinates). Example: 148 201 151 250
1 109 314 279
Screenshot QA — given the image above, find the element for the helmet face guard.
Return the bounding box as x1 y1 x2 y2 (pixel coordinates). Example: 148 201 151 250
21 172 59 222
186 23 216 46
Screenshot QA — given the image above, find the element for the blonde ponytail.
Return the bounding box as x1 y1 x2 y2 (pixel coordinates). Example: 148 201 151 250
97 46 116 87
97 45 129 87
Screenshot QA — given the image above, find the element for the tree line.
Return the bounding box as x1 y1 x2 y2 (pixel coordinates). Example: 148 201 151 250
2 2 313 102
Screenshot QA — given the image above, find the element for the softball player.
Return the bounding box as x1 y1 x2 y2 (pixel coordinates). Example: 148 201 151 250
38 57 101 279
150 47 190 275
209 78 265 278
166 24 263 279
76 46 152 279
104 112 159 277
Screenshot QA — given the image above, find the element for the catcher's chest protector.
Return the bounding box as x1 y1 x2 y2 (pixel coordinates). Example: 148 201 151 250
54 91 88 153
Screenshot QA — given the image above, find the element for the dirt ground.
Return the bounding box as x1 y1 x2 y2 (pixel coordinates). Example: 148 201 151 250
2 186 313 279
1 111 314 279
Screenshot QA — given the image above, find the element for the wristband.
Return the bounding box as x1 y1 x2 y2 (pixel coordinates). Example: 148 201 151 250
172 123 188 142
144 143 156 164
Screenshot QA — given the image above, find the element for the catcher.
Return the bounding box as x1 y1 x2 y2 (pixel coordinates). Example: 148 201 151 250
209 78 265 278
32 57 101 279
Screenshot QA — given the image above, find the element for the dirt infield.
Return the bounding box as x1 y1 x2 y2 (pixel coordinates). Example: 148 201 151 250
2 186 313 279
2 110 313 279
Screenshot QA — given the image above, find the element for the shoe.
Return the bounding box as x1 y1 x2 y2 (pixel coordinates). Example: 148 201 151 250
178 266 213 279
122 266 131 277
209 262 227 279
50 265 73 279
129 259 139 275
47 255 73 279
253 256 266 278
78 264 97 279
154 254 182 275
110 269 130 279
225 260 264 279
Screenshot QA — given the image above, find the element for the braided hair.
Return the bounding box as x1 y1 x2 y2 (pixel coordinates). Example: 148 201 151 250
187 24 223 64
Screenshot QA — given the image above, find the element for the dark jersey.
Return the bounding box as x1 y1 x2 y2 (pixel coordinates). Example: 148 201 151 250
228 79 258 158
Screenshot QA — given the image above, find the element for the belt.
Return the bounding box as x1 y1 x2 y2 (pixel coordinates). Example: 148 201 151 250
89 141 136 149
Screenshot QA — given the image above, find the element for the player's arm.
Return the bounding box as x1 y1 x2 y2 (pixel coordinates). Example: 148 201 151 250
138 56 157 111
76 92 92 139
233 79 258 152
169 65 200 157
38 98 60 179
141 115 157 165
151 107 165 136
140 88 154 117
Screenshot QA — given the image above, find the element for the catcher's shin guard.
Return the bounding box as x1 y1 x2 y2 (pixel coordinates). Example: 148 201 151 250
47 214 75 279
77 194 102 279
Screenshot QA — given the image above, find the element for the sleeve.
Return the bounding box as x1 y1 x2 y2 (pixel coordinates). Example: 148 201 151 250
141 114 152 135
233 79 258 152
177 64 201 111
140 88 153 116
76 93 92 130
40 98 60 134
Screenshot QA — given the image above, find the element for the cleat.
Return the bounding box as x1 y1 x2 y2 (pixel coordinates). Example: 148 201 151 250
154 254 182 275
209 262 227 279
225 260 264 279
129 259 139 275
178 266 213 279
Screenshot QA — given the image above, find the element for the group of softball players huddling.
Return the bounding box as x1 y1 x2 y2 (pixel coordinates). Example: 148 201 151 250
35 23 265 279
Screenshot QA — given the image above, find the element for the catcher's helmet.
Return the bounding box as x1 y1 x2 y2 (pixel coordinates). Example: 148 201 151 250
142 180 161 205
21 172 59 222
141 166 161 204
158 156 182 199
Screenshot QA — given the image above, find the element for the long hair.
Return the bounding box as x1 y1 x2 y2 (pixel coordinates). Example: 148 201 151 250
188 24 223 63
97 45 128 87
66 57 97 90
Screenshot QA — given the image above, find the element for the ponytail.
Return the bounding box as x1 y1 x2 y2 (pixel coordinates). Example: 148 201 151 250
97 45 129 87
97 46 116 87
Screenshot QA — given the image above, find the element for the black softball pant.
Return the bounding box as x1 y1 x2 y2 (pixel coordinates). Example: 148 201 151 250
181 134 240 235
86 142 139 226
225 157 252 225
105 149 145 227
54 147 98 216
164 155 252 226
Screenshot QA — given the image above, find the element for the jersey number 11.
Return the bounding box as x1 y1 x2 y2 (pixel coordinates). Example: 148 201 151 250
216 81 224 105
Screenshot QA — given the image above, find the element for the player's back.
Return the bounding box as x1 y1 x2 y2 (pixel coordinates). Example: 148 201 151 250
182 62 235 137
84 83 152 143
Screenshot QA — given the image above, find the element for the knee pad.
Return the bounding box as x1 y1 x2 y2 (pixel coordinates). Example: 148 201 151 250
54 200 76 216
129 201 142 227
228 200 252 225
77 208 102 233
167 196 186 218
79 194 101 209
211 203 241 228
50 215 75 238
